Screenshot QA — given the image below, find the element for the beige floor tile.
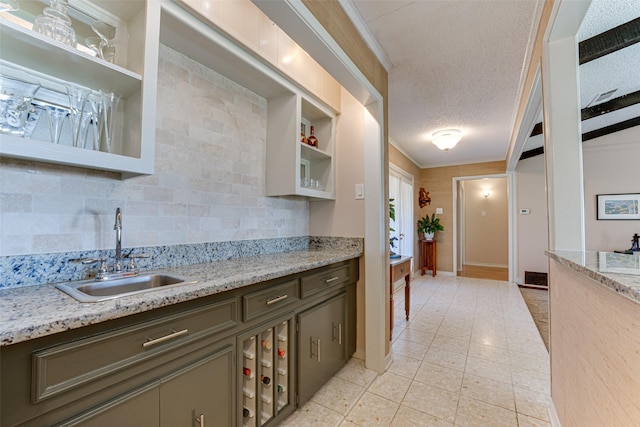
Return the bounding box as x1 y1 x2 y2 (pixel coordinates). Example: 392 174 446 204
467 342 510 364
464 356 512 384
336 357 379 388
368 371 411 403
402 381 459 422
391 404 454 427
508 350 550 374
391 338 429 360
511 368 550 394
414 361 464 392
513 386 551 421
387 354 422 379
517 413 551 427
460 373 515 410
397 326 437 345
339 419 360 427
346 392 399 426
437 325 472 340
311 376 365 416
454 396 518 427
280 400 343 427
431 334 470 354
424 347 467 371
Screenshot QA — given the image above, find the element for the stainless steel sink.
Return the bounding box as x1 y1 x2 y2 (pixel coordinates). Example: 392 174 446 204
56 272 198 302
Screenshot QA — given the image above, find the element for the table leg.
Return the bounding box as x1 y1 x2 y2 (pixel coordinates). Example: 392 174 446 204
404 274 410 321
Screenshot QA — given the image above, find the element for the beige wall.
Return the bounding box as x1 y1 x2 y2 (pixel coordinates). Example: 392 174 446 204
583 125 640 251
463 178 508 267
420 161 506 273
550 259 640 426
389 143 422 275
515 155 549 281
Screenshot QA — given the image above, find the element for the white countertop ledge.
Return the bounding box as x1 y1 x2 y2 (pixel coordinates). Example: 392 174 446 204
546 250 640 305
1 248 362 346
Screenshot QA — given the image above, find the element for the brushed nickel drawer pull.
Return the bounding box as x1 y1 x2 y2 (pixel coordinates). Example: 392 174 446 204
325 276 340 283
266 294 288 305
143 328 189 348
195 413 205 427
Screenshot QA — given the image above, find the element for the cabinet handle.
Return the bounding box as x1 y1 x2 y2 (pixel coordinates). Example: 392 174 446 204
142 328 188 348
338 323 342 345
266 294 288 305
195 413 205 427
325 276 340 283
310 337 321 362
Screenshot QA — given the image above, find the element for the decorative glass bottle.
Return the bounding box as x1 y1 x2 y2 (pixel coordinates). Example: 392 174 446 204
306 125 318 148
33 0 76 47
300 124 306 144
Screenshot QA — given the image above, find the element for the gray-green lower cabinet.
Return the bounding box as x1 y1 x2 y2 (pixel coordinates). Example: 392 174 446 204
297 292 347 406
57 343 236 427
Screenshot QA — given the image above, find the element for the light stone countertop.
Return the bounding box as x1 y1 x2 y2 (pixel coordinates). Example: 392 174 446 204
547 250 640 304
0 248 362 346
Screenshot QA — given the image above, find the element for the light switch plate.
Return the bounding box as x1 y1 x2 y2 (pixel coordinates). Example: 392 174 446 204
435 208 443 214
355 183 364 199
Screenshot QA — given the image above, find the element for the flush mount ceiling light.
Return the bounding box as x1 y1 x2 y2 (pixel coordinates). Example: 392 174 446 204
432 129 462 152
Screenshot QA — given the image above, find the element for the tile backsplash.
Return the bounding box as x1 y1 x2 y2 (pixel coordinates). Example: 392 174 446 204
0 44 308 257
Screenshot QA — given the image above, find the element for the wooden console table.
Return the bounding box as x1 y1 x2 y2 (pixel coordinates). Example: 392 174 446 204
420 239 437 276
390 256 412 340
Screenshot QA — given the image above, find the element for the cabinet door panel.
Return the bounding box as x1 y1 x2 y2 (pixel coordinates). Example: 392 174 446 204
56 381 160 427
297 293 346 406
160 344 235 427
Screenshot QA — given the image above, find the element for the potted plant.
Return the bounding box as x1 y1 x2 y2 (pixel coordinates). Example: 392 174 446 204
417 212 444 241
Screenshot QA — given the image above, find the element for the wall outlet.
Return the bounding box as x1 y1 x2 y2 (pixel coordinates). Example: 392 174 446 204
435 208 443 214
355 183 364 200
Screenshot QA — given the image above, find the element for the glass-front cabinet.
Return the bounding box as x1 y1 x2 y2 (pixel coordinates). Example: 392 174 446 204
0 0 159 177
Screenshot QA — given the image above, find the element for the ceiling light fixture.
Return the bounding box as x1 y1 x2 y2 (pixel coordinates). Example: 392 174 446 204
432 129 462 151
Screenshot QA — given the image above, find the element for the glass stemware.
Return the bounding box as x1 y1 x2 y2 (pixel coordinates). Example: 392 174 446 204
44 105 67 144
0 0 19 12
100 91 120 153
0 73 41 137
64 83 90 148
85 92 103 151
90 20 116 63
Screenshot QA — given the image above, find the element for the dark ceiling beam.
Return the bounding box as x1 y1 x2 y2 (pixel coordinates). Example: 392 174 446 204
581 89 640 120
579 17 640 65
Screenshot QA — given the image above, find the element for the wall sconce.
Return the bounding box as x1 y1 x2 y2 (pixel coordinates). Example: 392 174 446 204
483 191 490 198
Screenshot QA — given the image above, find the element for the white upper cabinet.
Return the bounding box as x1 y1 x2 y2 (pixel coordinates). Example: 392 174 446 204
0 0 160 177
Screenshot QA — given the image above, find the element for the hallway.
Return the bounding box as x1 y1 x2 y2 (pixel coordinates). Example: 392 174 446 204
282 275 550 426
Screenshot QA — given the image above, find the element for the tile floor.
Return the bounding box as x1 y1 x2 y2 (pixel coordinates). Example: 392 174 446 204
280 274 551 426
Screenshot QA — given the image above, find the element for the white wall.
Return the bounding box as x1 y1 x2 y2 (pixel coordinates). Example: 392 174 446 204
583 126 640 251
0 45 309 256
463 178 509 267
515 155 549 281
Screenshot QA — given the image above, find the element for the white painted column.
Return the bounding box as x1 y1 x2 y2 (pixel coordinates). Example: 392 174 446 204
541 0 591 252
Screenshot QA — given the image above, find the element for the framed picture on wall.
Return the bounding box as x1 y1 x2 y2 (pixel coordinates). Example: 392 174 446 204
596 194 640 220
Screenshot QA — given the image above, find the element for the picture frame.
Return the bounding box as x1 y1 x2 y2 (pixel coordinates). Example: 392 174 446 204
596 193 640 220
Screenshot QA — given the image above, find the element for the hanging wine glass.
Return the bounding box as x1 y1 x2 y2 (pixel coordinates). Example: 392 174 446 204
64 83 90 148
100 91 120 153
85 92 103 151
33 0 76 47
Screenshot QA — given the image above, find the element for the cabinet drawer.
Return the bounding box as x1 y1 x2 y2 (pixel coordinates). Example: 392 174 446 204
392 261 410 283
32 298 237 403
243 279 300 322
301 264 351 298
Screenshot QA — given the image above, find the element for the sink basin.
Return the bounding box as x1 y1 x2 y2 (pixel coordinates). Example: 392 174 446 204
56 271 198 303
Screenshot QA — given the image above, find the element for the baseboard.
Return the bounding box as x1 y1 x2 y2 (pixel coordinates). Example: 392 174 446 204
352 348 365 361
515 277 523 285
437 270 455 276
464 262 509 268
384 352 393 371
549 400 561 427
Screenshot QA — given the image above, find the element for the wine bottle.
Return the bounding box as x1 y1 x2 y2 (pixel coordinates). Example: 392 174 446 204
261 375 271 385
243 367 254 378
277 384 286 393
277 348 286 358
261 339 272 350
307 126 318 147
243 407 254 418
300 124 307 144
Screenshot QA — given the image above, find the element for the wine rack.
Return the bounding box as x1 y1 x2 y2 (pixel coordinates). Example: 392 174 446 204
240 318 291 427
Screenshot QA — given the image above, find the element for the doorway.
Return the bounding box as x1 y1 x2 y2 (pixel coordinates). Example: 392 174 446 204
389 164 414 268
454 175 513 281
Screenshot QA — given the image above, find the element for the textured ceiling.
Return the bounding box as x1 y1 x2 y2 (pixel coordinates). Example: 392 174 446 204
349 0 543 168
347 0 639 167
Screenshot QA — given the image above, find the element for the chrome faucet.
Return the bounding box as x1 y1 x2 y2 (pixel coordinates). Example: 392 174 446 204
114 207 122 272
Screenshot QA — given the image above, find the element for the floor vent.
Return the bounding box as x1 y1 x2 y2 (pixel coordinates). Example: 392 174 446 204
521 271 548 289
